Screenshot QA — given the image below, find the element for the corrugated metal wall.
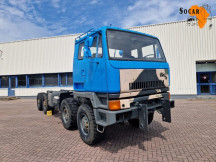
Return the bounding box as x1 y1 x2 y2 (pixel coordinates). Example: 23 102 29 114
129 17 216 94
0 34 79 75
0 17 216 95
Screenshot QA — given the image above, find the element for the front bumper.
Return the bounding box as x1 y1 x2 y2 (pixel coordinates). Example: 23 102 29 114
94 93 174 129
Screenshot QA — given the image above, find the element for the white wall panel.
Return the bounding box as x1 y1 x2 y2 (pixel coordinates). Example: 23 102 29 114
0 34 79 75
0 89 8 96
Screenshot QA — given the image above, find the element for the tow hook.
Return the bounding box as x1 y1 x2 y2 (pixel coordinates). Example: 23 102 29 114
97 125 105 133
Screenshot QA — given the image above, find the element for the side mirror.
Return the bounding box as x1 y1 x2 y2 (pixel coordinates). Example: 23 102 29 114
83 46 92 58
155 45 160 58
88 36 94 47
84 36 94 58
119 50 123 56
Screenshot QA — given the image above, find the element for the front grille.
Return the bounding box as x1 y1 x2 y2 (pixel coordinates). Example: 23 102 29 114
129 80 165 90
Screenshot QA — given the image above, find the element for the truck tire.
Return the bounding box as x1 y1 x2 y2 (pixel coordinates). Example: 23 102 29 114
42 94 49 114
37 93 45 111
60 98 78 130
77 104 105 145
128 112 154 128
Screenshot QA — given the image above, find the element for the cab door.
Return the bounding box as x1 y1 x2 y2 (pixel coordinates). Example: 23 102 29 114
84 34 107 92
73 41 86 90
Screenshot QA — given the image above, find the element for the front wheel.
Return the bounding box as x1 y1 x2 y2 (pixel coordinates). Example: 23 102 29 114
77 104 105 145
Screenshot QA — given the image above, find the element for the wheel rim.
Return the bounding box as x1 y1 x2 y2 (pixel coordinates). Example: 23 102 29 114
43 99 47 109
62 106 69 123
80 114 89 135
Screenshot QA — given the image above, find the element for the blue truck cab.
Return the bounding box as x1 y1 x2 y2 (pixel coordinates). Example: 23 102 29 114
37 26 174 145
73 26 169 93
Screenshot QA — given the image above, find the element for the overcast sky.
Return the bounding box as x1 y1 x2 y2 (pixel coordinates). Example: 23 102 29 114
0 0 215 42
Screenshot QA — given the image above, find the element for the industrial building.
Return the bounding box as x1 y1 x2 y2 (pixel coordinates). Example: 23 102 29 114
0 17 216 97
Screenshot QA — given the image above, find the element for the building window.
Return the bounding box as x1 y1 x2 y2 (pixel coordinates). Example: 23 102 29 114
29 74 42 87
18 75 26 87
1 76 9 88
60 73 66 86
212 72 216 83
0 73 73 88
67 73 73 85
44 74 58 86
10 77 16 89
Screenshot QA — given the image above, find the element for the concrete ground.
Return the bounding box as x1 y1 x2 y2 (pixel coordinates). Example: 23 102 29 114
0 99 216 162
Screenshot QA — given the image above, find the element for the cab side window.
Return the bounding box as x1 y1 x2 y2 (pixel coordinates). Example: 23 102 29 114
78 35 103 60
97 35 103 58
78 42 84 60
89 35 103 59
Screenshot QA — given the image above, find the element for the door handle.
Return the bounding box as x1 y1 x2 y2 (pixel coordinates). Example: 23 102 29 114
81 69 86 76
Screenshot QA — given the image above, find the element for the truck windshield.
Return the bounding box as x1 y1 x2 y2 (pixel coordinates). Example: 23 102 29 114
107 30 166 62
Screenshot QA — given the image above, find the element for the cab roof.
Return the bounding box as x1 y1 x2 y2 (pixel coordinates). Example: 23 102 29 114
75 26 158 44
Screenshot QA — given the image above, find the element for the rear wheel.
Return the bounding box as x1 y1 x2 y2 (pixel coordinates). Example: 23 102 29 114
60 98 79 130
128 112 154 128
77 104 105 145
42 94 49 114
37 93 45 111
